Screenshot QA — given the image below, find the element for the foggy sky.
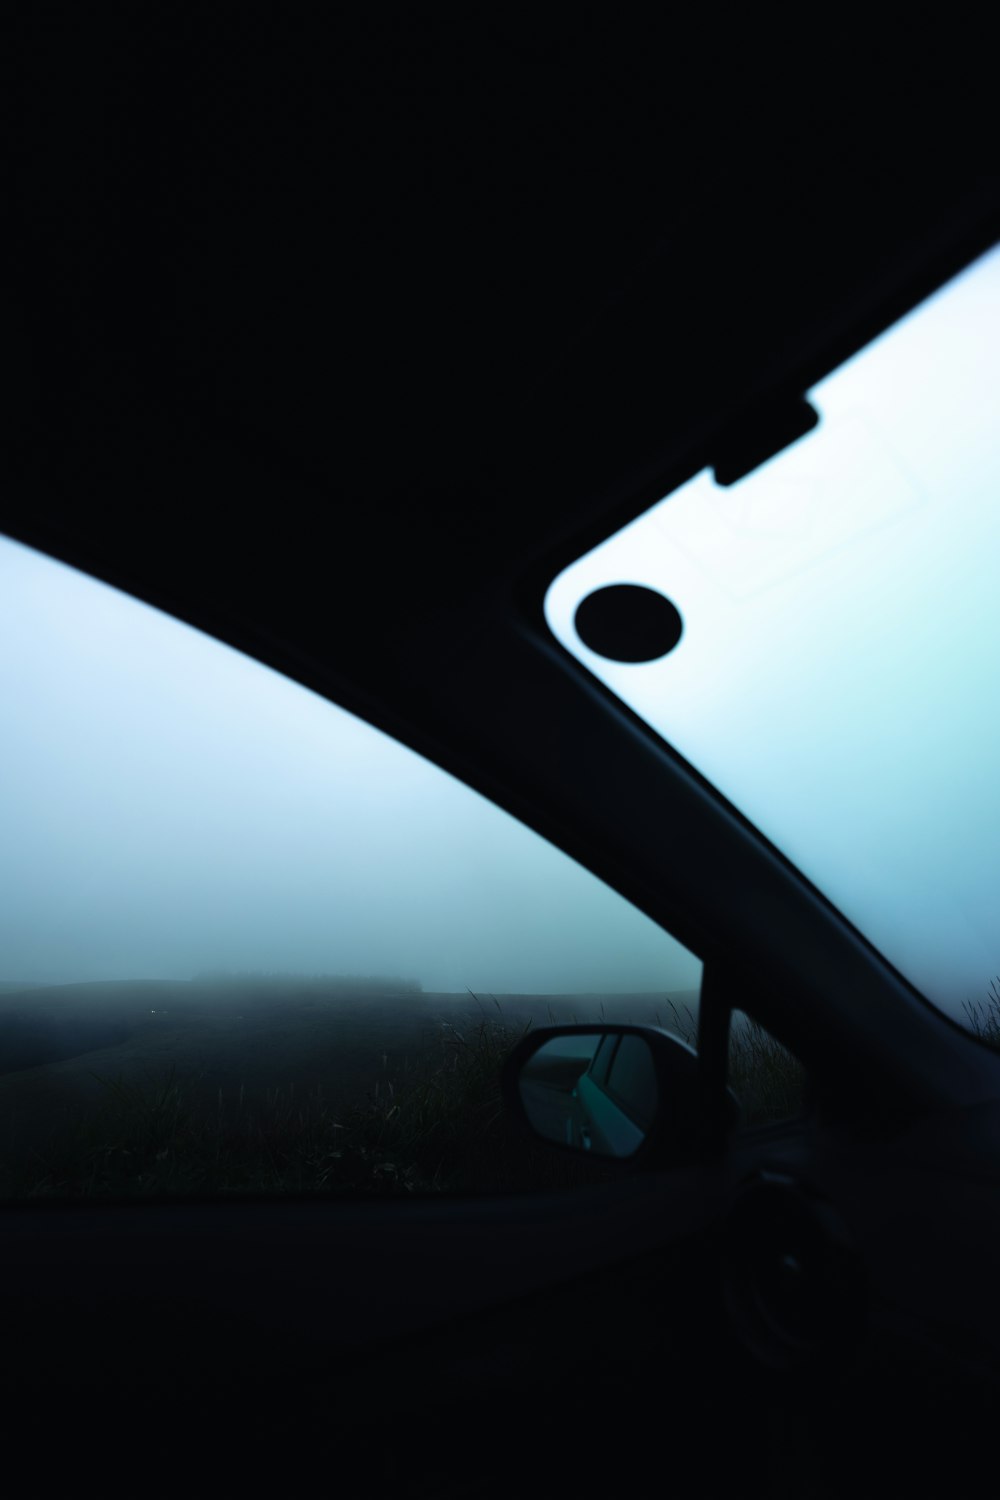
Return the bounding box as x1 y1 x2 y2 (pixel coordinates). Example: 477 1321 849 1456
0 535 701 996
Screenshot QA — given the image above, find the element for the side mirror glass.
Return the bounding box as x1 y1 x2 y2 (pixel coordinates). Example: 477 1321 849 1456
516 1030 663 1159
504 1024 714 1166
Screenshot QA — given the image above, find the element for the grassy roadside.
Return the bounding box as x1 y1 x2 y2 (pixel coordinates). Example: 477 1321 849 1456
727 1013 807 1128
963 978 1000 1049
2 1010 622 1200
6 982 999 1201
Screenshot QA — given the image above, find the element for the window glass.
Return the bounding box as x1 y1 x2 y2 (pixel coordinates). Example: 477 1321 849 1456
0 535 701 1199
605 1034 658 1130
727 1011 806 1128
544 242 1000 1030
590 1033 619 1087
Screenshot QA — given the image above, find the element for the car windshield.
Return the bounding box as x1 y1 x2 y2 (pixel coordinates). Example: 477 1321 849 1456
546 242 1000 1035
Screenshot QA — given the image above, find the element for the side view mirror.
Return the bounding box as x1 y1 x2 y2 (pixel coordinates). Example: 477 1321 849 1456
502 1024 715 1168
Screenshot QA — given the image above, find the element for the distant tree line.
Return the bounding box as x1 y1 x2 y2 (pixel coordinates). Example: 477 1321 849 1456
189 970 423 994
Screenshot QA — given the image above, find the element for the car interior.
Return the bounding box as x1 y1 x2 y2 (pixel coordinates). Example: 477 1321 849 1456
6 15 1000 1495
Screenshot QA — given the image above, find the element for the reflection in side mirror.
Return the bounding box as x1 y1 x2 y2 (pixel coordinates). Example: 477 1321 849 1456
518 1032 659 1159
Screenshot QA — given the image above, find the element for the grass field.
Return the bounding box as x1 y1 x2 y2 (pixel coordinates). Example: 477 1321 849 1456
1 975 995 1201
0 978 698 1199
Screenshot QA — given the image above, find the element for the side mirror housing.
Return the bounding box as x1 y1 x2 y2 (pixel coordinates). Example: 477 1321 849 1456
501 1024 713 1169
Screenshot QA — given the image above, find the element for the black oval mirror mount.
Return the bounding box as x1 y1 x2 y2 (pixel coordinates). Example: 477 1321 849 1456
502 1024 716 1169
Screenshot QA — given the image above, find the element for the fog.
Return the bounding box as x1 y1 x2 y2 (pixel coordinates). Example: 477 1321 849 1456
0 534 700 998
